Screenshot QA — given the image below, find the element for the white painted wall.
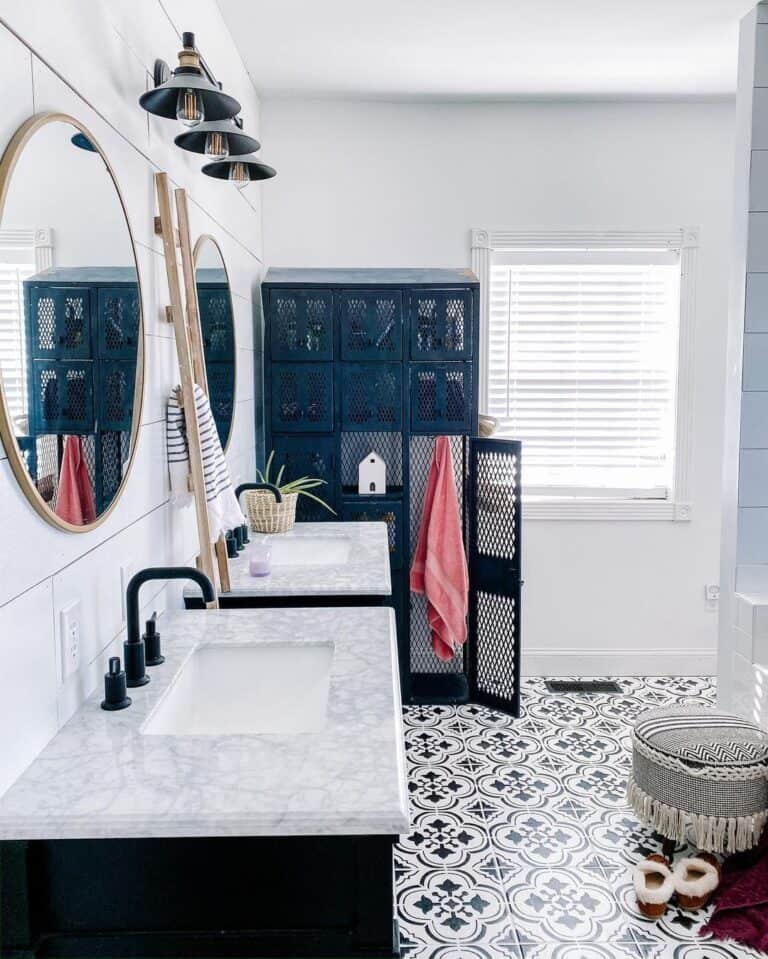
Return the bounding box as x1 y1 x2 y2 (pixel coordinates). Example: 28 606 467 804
0 3 264 796
3 119 135 267
262 97 735 676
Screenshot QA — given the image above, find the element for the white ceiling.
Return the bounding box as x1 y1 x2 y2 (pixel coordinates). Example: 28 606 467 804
218 0 754 100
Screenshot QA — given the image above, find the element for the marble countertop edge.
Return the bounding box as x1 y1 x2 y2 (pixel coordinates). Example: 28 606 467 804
0 810 411 841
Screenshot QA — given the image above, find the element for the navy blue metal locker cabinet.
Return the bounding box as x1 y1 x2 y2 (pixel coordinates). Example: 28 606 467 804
263 268 520 712
197 274 235 449
23 267 140 517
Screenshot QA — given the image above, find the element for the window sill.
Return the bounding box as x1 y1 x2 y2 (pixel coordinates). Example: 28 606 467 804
522 498 691 521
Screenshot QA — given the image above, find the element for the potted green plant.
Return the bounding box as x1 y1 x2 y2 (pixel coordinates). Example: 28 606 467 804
244 450 336 533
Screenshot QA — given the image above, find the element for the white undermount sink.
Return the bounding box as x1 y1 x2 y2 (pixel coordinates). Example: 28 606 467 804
262 535 351 567
142 642 333 736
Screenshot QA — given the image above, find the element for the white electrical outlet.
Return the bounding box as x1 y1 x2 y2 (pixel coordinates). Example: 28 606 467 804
120 561 136 624
59 600 82 681
705 584 720 611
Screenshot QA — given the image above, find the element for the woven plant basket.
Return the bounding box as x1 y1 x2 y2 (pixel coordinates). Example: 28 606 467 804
244 490 298 534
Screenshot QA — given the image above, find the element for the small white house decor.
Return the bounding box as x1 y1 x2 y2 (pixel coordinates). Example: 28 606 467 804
358 451 386 495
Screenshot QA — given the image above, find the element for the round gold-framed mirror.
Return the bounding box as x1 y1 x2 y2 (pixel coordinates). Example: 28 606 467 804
0 112 144 532
192 234 236 452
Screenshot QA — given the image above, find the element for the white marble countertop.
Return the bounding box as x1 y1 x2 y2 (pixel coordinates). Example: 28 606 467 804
184 522 392 598
0 607 409 840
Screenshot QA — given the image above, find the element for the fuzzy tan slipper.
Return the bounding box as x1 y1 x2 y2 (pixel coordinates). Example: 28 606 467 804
634 854 675 918
673 853 721 910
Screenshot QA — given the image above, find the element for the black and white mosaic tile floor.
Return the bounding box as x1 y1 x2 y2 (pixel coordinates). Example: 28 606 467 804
396 676 761 959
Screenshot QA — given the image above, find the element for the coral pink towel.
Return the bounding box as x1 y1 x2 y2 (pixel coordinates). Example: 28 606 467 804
410 436 469 661
55 436 96 526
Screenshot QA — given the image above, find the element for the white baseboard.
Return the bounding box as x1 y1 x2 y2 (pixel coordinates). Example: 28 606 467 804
521 648 717 677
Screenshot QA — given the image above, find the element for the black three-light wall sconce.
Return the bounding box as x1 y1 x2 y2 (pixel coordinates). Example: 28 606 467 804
138 31 276 187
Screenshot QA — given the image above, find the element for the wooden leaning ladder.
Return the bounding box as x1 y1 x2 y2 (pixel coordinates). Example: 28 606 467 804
154 171 230 601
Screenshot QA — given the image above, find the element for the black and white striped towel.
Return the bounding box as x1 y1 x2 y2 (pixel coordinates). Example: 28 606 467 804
166 384 244 542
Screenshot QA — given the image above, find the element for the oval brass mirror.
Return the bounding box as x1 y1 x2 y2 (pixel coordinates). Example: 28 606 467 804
0 113 144 531
193 235 235 450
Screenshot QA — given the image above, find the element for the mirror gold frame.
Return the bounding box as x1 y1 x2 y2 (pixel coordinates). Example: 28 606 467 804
192 233 237 453
0 112 145 532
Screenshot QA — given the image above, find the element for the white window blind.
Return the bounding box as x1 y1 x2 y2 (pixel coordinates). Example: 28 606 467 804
0 253 35 427
487 248 681 497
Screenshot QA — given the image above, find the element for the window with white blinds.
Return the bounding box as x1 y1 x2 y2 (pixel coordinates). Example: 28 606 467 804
487 247 682 498
0 252 35 426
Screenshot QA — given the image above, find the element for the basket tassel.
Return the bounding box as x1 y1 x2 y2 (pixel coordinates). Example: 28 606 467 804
627 776 768 854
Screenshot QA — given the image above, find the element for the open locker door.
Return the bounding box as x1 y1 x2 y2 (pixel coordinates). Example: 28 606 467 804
467 437 522 716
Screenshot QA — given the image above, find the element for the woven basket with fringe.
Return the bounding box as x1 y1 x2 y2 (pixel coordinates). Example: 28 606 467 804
628 706 768 853
244 490 297 534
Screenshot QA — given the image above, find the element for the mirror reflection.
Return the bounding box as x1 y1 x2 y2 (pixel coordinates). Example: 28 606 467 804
0 116 142 528
194 236 235 449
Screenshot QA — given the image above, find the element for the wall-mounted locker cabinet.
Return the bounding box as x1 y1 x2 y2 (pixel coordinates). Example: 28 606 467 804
262 268 524 714
268 289 334 361
337 291 403 360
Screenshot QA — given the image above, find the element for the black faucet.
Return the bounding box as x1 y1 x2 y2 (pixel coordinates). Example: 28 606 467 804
123 567 216 688
234 482 282 503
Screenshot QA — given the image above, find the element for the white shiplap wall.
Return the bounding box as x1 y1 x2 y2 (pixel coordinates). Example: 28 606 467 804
0 2 264 795
719 2 768 724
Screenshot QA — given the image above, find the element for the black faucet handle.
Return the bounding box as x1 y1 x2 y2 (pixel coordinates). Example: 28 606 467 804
144 611 164 667
101 657 132 711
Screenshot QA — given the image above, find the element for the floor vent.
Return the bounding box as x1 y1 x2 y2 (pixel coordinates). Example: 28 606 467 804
545 680 623 694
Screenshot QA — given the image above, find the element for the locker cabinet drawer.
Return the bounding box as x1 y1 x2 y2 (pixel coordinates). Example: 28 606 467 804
338 291 402 360
269 289 333 360
198 288 235 360
341 363 402 431
271 436 337 522
29 287 91 359
411 363 472 432
99 360 137 432
97 287 141 359
271 363 334 432
342 500 404 569
32 360 94 433
409 290 472 360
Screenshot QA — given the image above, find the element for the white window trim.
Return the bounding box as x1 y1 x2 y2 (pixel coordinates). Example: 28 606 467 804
0 228 53 271
471 227 697 522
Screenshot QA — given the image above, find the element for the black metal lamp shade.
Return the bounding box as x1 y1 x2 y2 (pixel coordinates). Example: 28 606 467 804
202 154 277 183
174 119 260 156
71 132 96 152
139 72 241 122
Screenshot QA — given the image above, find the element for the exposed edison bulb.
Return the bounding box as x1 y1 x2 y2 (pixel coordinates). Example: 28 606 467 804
176 88 204 127
228 161 251 189
204 131 229 158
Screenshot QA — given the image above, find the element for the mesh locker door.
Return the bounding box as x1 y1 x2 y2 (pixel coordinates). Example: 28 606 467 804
467 438 522 716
